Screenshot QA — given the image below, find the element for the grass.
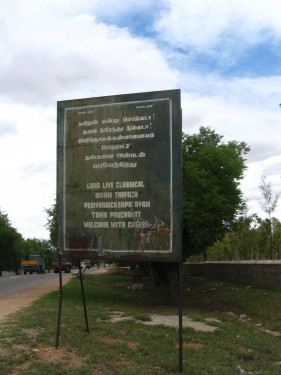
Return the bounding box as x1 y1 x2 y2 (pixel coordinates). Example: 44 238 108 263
1 270 281 374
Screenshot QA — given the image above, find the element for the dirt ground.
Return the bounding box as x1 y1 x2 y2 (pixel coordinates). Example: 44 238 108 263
0 268 106 322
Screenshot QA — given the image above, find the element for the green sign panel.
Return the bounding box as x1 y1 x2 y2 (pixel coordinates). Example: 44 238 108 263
57 90 182 262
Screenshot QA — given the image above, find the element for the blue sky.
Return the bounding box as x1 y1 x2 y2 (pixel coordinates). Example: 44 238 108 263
0 0 281 238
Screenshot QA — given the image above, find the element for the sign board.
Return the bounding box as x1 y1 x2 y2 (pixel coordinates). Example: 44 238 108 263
57 90 182 262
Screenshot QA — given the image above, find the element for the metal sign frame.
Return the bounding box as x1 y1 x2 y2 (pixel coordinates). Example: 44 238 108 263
57 89 182 262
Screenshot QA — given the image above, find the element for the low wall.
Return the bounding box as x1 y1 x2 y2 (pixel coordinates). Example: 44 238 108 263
183 261 281 290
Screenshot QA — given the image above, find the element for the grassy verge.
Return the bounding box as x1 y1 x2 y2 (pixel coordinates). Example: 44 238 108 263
1 271 281 374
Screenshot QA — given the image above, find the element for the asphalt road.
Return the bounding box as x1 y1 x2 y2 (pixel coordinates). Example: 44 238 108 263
0 272 70 298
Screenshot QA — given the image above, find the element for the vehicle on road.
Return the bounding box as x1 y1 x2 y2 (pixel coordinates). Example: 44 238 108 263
52 257 72 273
21 255 45 275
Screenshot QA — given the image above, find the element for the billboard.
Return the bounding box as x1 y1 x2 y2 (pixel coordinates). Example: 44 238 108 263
57 90 182 262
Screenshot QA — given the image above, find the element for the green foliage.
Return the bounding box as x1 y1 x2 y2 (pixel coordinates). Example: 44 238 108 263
207 215 281 260
272 218 281 258
44 203 57 249
23 238 56 269
0 209 23 272
258 175 280 258
0 209 55 272
45 127 250 262
182 127 249 258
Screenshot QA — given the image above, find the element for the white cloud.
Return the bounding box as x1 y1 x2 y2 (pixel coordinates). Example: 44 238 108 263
155 0 281 61
0 1 179 238
180 70 281 219
0 120 17 136
0 9 178 106
181 71 281 136
0 0 281 238
0 102 56 238
242 154 281 220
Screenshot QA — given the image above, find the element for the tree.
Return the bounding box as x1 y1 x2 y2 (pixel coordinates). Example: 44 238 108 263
45 127 250 302
258 175 280 258
206 211 281 261
182 126 250 259
258 175 280 218
272 218 281 259
44 203 58 250
153 127 249 303
23 238 56 269
0 210 23 274
207 214 269 261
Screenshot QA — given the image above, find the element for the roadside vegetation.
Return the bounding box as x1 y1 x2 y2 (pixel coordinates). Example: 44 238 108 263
206 175 281 261
1 127 280 277
1 125 281 373
0 210 56 275
1 270 281 374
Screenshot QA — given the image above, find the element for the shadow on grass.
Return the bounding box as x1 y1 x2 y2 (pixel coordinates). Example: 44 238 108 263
61 271 169 312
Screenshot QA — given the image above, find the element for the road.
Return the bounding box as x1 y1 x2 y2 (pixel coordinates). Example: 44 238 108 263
0 272 70 298
0 272 73 321
0 268 105 321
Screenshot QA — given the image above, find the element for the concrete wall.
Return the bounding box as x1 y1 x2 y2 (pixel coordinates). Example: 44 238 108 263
183 261 281 290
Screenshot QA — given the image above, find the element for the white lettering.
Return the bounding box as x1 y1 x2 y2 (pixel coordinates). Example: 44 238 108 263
102 182 114 189
83 222 109 228
128 221 151 229
115 181 144 188
84 201 133 209
111 222 126 228
109 211 141 218
78 120 98 127
85 154 114 161
116 152 138 158
123 115 152 122
101 118 120 124
134 201 150 208
78 133 155 144
91 212 108 218
126 125 149 131
86 182 100 189
95 192 112 199
92 162 137 169
114 191 138 198
101 144 130 150
83 129 98 135
99 126 123 133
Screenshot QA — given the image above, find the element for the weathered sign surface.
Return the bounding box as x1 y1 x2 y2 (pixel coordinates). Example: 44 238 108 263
57 90 182 262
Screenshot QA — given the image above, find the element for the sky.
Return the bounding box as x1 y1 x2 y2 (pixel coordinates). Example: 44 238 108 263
0 0 281 239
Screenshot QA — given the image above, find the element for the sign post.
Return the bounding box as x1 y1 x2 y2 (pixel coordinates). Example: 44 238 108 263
57 89 182 263
56 89 183 369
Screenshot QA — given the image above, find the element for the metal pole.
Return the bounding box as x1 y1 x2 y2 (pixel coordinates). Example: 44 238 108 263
178 262 183 373
55 255 63 348
78 261 90 333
